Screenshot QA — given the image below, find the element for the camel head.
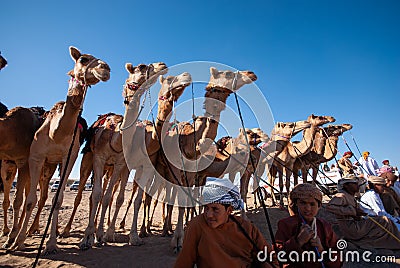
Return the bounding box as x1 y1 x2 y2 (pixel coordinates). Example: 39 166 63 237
239 128 269 145
123 62 168 104
307 114 336 127
0 51 8 71
67 46 110 86
323 123 353 137
159 72 192 102
271 120 311 140
203 67 257 118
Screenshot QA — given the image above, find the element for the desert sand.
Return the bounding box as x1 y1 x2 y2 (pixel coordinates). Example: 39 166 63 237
0 184 399 268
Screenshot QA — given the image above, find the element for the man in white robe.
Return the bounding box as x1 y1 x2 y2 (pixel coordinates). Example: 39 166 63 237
360 176 400 231
357 151 379 177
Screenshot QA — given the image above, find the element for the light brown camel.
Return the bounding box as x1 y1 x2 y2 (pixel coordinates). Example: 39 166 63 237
80 62 168 249
60 113 119 238
238 120 312 210
268 114 336 206
292 123 353 184
154 67 257 252
95 71 192 246
11 47 110 253
1 106 47 248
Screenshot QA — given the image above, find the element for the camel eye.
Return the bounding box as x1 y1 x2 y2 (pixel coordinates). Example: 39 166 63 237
79 57 89 64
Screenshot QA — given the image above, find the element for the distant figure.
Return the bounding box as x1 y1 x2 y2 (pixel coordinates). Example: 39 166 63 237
322 163 330 172
338 151 355 176
357 151 379 177
381 159 397 173
0 51 7 71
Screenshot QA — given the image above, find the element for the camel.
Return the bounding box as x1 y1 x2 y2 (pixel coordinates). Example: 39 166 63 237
238 120 312 210
79 62 169 249
154 67 257 252
95 71 192 246
1 105 46 247
268 114 335 206
292 123 353 185
60 113 120 238
0 51 7 70
11 47 110 253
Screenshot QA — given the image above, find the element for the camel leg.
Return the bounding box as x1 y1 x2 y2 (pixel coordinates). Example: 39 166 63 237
104 166 129 242
94 172 110 226
107 179 121 228
147 196 159 233
1 161 16 236
302 167 308 184
61 152 93 237
96 164 123 245
43 152 78 254
171 206 185 254
119 182 138 230
11 157 44 251
128 168 146 246
139 193 152 238
80 157 105 250
28 163 57 236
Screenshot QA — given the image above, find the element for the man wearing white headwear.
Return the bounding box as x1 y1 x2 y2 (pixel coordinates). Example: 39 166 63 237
326 174 400 249
175 177 277 268
360 176 400 230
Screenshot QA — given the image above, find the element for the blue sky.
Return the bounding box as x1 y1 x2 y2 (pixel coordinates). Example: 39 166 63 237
1 0 399 179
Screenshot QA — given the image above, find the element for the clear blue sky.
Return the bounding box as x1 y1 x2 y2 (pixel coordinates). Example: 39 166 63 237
1 0 399 179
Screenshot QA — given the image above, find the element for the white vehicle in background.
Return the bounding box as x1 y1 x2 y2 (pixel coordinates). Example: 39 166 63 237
50 180 60 192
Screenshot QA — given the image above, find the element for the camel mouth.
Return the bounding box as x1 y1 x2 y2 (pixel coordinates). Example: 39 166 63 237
93 69 110 82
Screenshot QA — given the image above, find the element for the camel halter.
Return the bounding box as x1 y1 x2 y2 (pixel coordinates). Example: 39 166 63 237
231 71 280 266
120 66 153 131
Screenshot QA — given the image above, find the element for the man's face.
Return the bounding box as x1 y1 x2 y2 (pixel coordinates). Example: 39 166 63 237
204 203 232 228
344 182 360 194
374 184 385 194
297 197 320 223
363 154 368 160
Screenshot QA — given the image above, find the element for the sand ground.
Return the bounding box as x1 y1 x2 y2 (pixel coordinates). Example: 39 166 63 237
0 184 399 267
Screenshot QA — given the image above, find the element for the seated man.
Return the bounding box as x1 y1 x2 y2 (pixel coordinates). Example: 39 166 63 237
338 151 355 176
379 170 400 216
360 176 400 230
175 177 276 268
326 174 400 249
275 183 340 268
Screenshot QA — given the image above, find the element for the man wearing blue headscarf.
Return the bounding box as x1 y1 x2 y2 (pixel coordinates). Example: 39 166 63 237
175 177 276 268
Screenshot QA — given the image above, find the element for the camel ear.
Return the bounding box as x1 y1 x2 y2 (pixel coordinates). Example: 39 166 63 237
69 46 81 62
125 63 135 74
159 75 165 84
67 69 75 78
210 67 219 78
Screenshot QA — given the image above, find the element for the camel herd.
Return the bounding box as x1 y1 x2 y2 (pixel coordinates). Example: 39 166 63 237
0 47 352 254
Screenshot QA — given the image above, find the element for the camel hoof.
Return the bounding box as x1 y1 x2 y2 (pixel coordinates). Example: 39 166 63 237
59 230 70 238
139 230 148 238
2 239 14 249
119 222 125 230
79 235 94 251
173 246 182 254
129 236 144 246
104 229 115 242
1 229 10 237
43 245 59 255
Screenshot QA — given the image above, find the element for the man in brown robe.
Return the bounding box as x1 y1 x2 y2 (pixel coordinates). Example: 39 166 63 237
326 174 400 249
175 177 277 268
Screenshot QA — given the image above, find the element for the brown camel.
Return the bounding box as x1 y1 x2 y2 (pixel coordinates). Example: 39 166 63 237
80 62 169 249
268 114 336 206
11 47 110 253
238 120 312 210
292 123 353 184
154 67 257 252
0 52 7 70
1 105 46 247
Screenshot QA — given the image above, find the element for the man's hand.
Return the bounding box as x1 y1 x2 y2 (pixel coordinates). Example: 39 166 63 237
309 237 324 253
296 224 315 247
